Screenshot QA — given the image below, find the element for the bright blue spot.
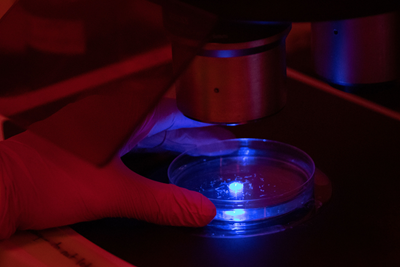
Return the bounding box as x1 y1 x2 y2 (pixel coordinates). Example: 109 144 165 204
224 209 245 217
229 182 244 193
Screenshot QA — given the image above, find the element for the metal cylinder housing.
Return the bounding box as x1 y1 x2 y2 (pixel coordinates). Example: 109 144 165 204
170 22 291 124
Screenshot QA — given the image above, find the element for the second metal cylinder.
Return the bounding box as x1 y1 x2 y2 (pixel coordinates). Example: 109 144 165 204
311 12 398 91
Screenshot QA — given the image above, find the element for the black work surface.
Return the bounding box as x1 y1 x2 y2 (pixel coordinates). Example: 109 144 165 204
71 78 400 267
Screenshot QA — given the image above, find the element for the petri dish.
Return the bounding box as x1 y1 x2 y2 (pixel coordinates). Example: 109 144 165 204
168 138 315 237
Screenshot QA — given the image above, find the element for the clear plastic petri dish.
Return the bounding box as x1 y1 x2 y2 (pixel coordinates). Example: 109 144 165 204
168 138 315 237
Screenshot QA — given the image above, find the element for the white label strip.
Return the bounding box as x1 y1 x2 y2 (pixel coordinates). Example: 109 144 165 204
0 227 135 267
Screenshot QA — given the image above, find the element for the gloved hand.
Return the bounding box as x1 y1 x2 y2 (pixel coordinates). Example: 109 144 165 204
0 97 235 240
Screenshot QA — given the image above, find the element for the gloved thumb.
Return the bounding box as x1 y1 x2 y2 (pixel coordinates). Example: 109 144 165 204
101 158 217 227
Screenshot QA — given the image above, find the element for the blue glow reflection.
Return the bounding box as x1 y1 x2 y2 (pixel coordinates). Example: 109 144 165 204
225 209 245 216
223 209 246 221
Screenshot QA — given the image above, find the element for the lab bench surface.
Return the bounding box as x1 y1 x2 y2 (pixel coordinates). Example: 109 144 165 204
71 77 400 267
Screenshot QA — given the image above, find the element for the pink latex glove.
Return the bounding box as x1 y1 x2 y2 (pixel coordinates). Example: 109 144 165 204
0 98 234 240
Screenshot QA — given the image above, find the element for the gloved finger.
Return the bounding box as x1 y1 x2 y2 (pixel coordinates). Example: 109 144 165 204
133 126 236 154
146 98 214 137
120 97 214 156
187 139 240 157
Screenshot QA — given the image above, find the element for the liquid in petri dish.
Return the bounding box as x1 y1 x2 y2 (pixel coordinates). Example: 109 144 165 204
177 156 308 203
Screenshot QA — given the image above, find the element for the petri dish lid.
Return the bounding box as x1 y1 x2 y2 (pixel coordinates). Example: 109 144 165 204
168 138 315 231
